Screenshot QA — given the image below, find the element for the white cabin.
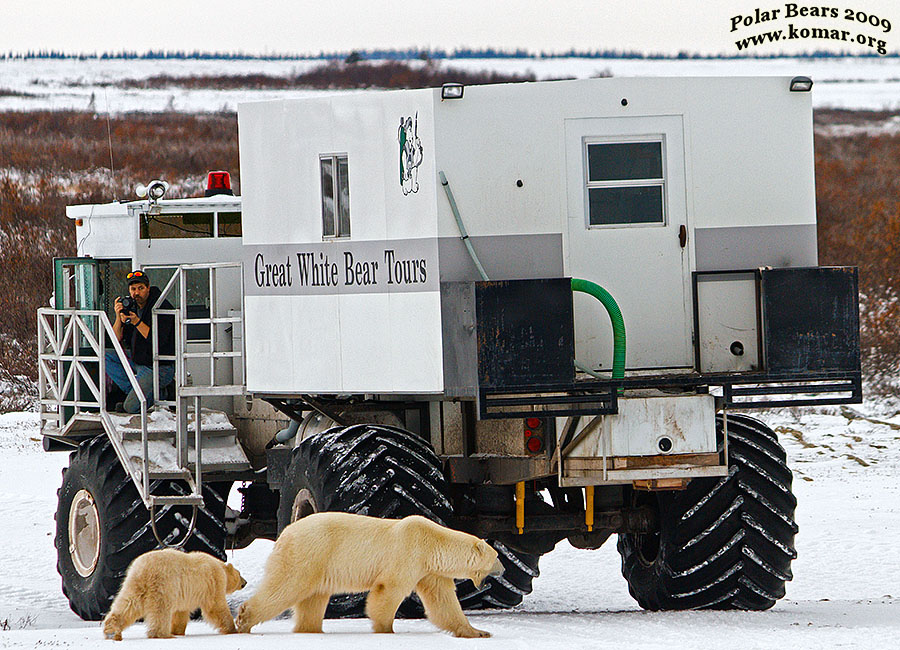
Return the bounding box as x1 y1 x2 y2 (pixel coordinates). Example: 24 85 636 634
237 76 817 396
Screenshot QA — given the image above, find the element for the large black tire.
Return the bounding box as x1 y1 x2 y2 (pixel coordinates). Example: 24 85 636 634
278 423 540 617
455 540 541 609
55 435 229 620
617 413 797 611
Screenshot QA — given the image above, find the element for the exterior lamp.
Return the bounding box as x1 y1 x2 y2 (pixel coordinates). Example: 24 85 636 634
136 179 170 203
441 83 464 100
789 76 813 92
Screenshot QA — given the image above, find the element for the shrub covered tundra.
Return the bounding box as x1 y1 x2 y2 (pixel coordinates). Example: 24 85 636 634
1 108 899 409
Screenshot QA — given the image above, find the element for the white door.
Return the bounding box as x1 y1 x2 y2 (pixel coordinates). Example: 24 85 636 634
565 116 692 371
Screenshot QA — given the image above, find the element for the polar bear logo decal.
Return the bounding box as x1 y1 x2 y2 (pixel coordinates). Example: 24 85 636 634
398 113 424 195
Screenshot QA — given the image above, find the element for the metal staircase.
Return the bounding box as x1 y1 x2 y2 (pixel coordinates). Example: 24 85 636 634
38 263 249 541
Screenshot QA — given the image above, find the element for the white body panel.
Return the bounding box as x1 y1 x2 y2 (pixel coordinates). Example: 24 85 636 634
67 203 135 260
238 77 817 395
240 91 444 394
696 273 760 373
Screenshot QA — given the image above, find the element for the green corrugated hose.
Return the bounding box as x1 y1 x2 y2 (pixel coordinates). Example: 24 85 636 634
571 278 626 380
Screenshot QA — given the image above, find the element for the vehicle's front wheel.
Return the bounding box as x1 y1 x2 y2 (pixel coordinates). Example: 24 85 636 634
55 435 229 620
617 413 797 610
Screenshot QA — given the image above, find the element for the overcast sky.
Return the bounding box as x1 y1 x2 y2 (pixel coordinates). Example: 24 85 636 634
4 1 898 56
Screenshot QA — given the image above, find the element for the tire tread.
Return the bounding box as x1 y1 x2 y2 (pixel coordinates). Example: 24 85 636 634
280 424 540 617
618 414 797 611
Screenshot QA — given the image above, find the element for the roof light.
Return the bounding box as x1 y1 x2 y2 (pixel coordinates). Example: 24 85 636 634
789 76 813 92
441 83 464 100
135 179 169 203
205 170 234 197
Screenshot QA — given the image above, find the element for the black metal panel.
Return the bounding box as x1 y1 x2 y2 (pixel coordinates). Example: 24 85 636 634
475 278 575 389
440 282 478 398
759 267 860 374
265 447 291 489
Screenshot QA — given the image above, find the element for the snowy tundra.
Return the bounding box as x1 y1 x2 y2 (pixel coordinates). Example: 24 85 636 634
1 56 899 113
1 401 899 649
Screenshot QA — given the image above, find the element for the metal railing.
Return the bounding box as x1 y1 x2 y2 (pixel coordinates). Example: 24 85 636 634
37 308 155 505
151 262 245 505
153 261 245 407
37 263 245 545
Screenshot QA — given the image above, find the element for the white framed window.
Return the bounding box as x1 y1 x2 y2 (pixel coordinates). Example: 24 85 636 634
139 210 241 239
584 138 666 227
320 154 350 238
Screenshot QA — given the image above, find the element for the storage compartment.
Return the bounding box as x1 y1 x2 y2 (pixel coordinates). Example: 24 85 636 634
694 267 859 376
694 271 759 373
559 394 725 486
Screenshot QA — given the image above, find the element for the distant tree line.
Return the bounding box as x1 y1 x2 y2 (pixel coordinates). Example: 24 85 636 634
2 48 897 61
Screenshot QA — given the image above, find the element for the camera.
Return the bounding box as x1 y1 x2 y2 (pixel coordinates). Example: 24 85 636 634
119 296 138 315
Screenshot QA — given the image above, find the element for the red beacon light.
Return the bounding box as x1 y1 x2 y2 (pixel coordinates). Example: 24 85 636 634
205 171 234 197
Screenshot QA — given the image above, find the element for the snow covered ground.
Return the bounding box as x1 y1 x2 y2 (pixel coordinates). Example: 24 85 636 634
1 56 899 113
1 400 899 648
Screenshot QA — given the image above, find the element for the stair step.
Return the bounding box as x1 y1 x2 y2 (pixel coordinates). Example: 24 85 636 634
60 414 104 436
50 406 251 484
109 407 237 437
150 495 204 507
180 385 245 397
148 471 192 481
121 436 251 476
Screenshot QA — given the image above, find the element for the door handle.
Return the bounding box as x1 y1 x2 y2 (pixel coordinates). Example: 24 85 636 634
679 225 687 248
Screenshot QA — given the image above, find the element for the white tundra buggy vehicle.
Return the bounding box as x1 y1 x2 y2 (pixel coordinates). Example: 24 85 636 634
39 76 860 619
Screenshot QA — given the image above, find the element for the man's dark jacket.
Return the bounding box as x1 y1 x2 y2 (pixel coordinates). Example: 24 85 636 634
122 286 175 367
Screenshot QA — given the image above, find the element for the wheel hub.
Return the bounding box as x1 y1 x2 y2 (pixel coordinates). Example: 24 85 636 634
291 488 318 523
631 492 661 566
68 489 100 577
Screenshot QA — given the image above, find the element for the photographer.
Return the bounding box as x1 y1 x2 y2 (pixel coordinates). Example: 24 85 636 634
104 270 176 413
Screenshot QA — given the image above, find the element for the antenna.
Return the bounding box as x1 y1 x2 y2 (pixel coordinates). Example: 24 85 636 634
104 88 117 201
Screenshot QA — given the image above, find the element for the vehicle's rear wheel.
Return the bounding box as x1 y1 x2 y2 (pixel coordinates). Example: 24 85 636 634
455 540 541 609
617 413 797 610
278 423 540 617
55 435 229 620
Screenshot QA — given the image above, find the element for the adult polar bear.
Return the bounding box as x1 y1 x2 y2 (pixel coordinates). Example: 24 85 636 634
236 512 504 638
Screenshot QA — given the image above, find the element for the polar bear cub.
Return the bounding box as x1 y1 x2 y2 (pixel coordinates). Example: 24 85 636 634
102 549 246 640
236 512 503 638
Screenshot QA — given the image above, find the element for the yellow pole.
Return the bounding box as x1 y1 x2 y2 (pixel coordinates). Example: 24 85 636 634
515 481 525 534
585 485 594 532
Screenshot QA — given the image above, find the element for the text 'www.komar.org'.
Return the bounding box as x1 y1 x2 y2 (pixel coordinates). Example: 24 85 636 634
731 4 891 54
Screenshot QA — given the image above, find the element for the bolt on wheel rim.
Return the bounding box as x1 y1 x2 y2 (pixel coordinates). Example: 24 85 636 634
69 489 100 577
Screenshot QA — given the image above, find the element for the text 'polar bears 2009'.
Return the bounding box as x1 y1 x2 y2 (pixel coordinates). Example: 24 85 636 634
244 238 439 296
